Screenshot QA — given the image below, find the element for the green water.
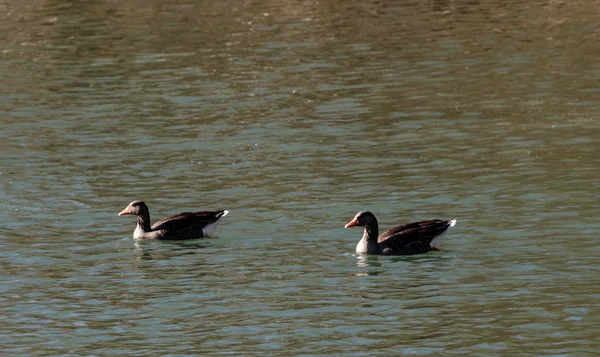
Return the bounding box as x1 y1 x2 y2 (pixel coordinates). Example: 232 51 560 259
2 0 600 355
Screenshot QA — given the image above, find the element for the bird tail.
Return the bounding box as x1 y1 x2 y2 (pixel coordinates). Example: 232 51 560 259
430 219 457 251
216 210 230 219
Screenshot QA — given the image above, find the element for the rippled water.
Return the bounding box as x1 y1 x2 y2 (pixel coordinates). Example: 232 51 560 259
2 0 600 355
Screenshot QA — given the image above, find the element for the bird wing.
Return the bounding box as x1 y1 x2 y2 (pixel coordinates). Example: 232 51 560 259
383 240 432 255
378 219 453 252
151 210 226 240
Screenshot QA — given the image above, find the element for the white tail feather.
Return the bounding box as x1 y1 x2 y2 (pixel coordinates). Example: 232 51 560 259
429 219 457 250
202 210 229 237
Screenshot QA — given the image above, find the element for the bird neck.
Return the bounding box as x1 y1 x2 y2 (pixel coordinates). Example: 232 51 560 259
137 211 152 232
362 223 379 241
357 225 381 254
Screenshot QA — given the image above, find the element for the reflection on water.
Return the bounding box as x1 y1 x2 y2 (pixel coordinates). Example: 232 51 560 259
355 254 385 276
2 0 600 355
355 254 384 276
355 253 380 268
132 239 211 260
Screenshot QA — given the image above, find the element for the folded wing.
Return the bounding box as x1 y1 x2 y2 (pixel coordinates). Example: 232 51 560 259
378 219 454 254
151 210 228 240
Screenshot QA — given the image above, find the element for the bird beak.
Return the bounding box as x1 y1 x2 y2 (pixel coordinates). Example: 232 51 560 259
118 207 131 216
345 218 359 228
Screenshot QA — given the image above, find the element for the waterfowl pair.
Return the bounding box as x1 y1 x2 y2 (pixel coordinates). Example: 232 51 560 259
118 200 229 240
117 202 456 255
345 211 456 255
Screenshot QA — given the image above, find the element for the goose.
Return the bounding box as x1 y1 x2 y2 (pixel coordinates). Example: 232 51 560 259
118 200 229 240
345 211 456 255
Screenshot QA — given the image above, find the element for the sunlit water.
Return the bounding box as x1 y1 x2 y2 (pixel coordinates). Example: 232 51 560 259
2 0 600 355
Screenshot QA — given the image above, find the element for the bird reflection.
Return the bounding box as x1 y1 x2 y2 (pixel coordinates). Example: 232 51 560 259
355 254 384 276
356 254 381 267
133 239 152 260
133 239 210 261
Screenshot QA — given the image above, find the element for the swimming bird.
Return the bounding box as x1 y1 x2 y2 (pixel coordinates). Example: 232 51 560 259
118 200 229 240
345 211 456 255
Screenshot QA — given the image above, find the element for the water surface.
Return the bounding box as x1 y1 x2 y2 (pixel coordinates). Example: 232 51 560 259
2 0 600 355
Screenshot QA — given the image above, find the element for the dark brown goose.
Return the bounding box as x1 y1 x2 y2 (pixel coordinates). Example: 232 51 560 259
118 200 229 240
345 211 456 255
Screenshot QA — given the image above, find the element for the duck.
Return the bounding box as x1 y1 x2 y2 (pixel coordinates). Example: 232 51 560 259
118 200 229 240
345 211 456 255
